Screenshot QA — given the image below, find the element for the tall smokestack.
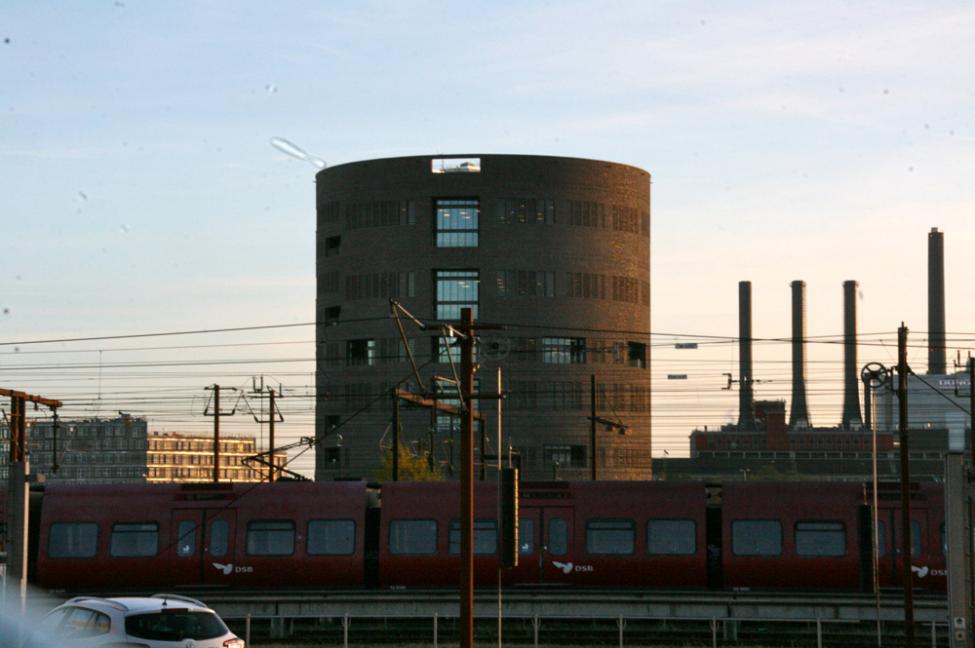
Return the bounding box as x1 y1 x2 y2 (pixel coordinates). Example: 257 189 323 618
789 280 811 428
928 227 946 374
841 280 863 429
738 281 755 430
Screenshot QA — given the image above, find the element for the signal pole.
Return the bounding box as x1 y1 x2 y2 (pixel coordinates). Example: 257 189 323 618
204 385 237 483
897 324 914 648
460 307 475 648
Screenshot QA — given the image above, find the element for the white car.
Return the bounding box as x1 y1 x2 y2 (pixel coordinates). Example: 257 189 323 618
28 593 244 648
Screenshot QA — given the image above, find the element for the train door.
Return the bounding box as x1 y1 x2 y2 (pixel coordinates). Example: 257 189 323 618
169 508 237 585
536 506 574 583
876 507 924 588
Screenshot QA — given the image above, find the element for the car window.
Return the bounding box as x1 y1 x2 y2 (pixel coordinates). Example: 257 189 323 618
125 611 228 641
61 606 110 638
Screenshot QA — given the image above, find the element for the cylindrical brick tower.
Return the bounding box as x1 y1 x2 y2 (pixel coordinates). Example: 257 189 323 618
315 154 651 481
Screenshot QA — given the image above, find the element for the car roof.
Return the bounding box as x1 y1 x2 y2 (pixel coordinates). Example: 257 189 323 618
63 594 212 614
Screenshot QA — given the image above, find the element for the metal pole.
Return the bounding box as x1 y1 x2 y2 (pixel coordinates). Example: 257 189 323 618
969 358 974 465
460 307 475 648
245 614 251 647
590 374 597 481
392 388 399 482
268 388 276 482
872 398 882 648
497 366 503 648
898 324 914 648
434 613 439 648
213 385 221 483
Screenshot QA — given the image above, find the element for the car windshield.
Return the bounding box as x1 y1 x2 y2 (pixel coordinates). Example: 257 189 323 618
124 610 228 641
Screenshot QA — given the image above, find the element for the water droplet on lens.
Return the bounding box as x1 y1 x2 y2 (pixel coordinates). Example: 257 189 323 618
13 347 19 353
908 166 915 172
883 88 889 95
77 191 88 202
2 307 9 315
3 38 10 45
15 275 21 280
924 123 930 129
270 137 327 169
120 224 129 233
265 83 277 94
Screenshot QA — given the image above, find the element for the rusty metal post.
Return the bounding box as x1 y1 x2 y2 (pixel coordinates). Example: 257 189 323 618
268 388 276 482
590 374 597 481
969 358 974 465
898 324 914 648
460 307 475 648
392 388 400 482
213 385 221 482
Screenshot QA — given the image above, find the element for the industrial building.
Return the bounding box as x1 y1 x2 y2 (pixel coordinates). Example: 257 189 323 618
315 154 651 481
686 227 967 480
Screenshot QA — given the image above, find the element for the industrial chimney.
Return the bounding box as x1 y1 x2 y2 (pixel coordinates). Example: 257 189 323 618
841 280 863 430
789 280 811 428
738 281 756 430
928 227 946 375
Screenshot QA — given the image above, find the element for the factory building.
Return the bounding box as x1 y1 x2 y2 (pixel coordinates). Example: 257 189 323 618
315 154 651 481
687 227 965 479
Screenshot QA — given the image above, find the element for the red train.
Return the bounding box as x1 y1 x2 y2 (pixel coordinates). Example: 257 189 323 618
10 479 946 593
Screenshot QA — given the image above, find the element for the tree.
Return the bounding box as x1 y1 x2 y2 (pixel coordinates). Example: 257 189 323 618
374 446 445 481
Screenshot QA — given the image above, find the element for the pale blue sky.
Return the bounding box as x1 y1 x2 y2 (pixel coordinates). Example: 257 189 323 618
2 1 973 475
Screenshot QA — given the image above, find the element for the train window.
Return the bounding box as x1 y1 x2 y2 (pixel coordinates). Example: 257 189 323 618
731 520 782 556
307 519 356 555
209 520 229 557
389 520 437 555
911 520 922 558
520 518 535 554
647 519 696 555
48 522 98 558
110 522 159 557
176 521 197 558
586 519 635 555
795 521 846 557
941 522 946 556
548 518 568 555
448 519 498 555
246 520 295 556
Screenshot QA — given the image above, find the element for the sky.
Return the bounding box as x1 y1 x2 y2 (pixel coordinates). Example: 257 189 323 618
1 1 973 477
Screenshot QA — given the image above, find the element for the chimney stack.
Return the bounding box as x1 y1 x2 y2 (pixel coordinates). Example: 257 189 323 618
738 281 756 430
789 280 811 428
841 280 863 429
928 227 946 374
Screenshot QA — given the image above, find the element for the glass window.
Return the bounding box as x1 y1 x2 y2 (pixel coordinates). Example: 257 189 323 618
435 198 479 247
548 518 568 556
586 519 635 555
911 520 922 558
125 611 229 641
795 521 846 557
542 337 586 364
389 520 437 555
209 520 229 557
448 519 498 555
61 607 111 639
346 338 376 366
307 519 356 555
941 522 946 556
543 444 587 468
48 522 98 558
435 270 479 320
520 518 535 554
732 520 783 556
647 519 696 555
176 520 197 558
627 342 647 369
246 520 295 556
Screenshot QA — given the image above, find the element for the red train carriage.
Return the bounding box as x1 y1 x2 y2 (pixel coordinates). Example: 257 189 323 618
873 482 947 592
35 481 368 590
378 480 708 588
720 482 865 591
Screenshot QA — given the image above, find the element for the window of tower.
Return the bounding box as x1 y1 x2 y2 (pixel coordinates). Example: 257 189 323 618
435 198 479 247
